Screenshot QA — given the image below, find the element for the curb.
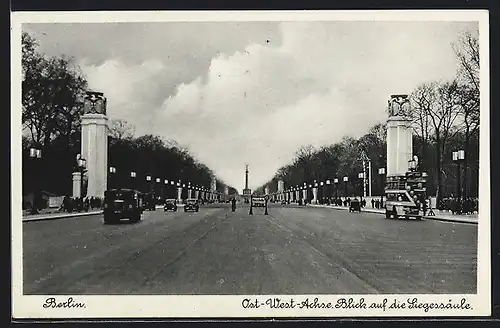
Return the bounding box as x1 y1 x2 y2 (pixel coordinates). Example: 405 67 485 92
22 211 103 222
307 204 478 225
22 204 165 222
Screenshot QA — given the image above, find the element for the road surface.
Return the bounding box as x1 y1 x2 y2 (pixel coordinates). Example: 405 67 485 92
23 203 477 294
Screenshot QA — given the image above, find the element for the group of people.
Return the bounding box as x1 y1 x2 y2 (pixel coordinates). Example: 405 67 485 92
437 197 478 215
59 195 104 213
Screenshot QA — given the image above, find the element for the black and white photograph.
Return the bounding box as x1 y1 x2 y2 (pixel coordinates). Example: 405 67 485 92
11 10 490 318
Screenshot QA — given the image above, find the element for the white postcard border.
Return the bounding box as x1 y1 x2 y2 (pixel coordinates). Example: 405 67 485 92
11 9 491 319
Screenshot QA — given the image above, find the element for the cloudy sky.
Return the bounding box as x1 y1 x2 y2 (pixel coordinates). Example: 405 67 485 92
23 20 477 192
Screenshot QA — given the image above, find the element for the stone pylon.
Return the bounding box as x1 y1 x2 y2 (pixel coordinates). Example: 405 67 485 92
76 91 108 199
387 95 413 177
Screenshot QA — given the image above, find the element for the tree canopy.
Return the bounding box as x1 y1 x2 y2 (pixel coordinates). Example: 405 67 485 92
22 32 235 196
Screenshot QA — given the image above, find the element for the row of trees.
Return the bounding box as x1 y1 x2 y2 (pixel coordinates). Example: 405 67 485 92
21 31 235 197
256 29 480 203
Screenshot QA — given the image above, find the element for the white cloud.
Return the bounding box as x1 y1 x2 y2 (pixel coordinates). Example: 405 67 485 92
30 21 477 191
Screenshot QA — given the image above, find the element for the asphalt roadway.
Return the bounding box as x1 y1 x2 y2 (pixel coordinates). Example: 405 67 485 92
23 203 477 295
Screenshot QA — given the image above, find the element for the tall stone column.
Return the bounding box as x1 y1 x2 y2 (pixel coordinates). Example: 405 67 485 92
302 189 307 202
312 187 318 204
295 190 300 202
81 91 108 199
277 180 284 201
188 188 192 199
387 95 413 177
265 186 269 195
177 187 182 202
195 190 199 199
210 177 217 201
72 172 81 198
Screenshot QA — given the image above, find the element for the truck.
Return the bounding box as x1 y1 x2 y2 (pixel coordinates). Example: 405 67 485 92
384 171 427 220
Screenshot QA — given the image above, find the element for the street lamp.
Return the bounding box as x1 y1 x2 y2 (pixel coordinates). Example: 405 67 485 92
408 159 417 172
378 167 385 207
343 176 348 200
29 147 42 214
358 172 364 200
453 150 466 204
130 171 136 190
146 175 153 193
334 178 339 200
108 166 116 190
77 155 87 199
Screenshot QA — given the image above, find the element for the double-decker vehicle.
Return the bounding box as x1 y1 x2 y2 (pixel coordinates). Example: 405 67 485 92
103 189 144 224
184 198 199 212
384 171 427 220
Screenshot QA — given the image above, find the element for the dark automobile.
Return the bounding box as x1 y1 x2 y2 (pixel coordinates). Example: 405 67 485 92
184 198 199 212
144 192 156 211
349 199 362 213
103 189 144 224
164 198 178 212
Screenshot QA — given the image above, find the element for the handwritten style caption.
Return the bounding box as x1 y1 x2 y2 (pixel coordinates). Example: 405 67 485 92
242 297 472 313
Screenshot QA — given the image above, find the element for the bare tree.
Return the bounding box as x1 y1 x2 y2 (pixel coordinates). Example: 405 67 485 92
453 29 480 198
109 119 136 141
409 83 436 170
419 80 462 203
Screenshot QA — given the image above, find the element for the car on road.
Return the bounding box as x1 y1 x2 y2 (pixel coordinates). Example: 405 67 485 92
184 198 199 212
103 188 144 224
144 192 156 211
252 197 266 207
164 198 178 212
349 199 362 213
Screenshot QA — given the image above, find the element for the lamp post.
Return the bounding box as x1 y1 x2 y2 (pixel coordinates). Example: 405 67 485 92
29 147 42 214
333 178 339 201
164 179 168 200
343 176 348 201
155 177 161 202
146 175 152 194
108 166 116 190
378 167 385 207
326 180 331 204
130 171 136 190
358 172 364 200
319 181 324 204
408 159 417 172
453 150 465 203
77 156 87 199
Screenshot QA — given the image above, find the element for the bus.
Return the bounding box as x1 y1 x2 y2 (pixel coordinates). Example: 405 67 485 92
384 171 427 220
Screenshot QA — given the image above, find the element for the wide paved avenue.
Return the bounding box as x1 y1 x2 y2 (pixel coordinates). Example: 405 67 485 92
23 204 477 295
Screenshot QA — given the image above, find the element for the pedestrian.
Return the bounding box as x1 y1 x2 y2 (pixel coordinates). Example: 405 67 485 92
371 199 375 208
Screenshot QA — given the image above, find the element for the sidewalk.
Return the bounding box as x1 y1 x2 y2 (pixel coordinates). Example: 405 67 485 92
22 205 165 222
22 209 103 222
308 204 478 224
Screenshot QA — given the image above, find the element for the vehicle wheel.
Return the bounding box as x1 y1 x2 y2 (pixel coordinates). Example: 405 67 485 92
415 216 422 221
174 208 177 212
385 211 391 219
